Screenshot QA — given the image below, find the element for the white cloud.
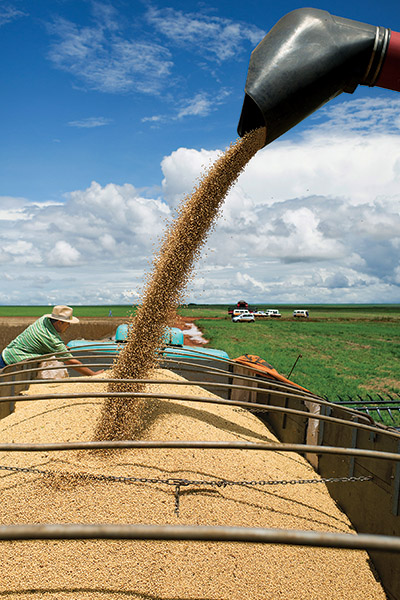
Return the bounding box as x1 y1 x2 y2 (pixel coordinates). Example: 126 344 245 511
176 93 213 119
47 15 173 94
0 181 172 304
142 89 231 124
46 2 253 124
99 233 117 252
68 117 112 128
91 1 119 32
0 196 31 221
312 97 400 136
1 240 42 264
0 5 26 27
48 241 81 266
272 207 346 261
238 138 400 207
155 98 400 302
145 6 265 61
141 115 163 123
1 97 400 304
236 272 266 292
161 147 222 208
324 272 350 289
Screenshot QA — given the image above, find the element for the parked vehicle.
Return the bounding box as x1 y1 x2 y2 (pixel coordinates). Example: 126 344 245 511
232 311 255 323
293 309 309 318
253 310 268 317
228 300 252 315
232 308 253 316
236 300 249 309
266 309 281 318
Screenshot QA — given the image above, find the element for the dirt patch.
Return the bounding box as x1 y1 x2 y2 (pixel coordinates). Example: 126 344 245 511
359 378 400 393
172 315 209 346
346 342 372 350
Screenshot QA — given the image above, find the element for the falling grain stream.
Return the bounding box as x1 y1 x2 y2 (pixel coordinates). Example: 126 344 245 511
97 127 267 440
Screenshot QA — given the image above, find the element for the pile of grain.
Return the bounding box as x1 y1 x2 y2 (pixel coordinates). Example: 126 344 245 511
0 371 386 599
97 128 266 441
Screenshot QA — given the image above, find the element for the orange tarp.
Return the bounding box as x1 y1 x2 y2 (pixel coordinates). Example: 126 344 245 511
234 354 310 393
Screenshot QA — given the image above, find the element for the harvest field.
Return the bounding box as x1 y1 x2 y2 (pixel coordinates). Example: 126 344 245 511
0 304 399 401
181 304 400 401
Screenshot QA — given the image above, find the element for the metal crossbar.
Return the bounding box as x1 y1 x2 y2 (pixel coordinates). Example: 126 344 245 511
0 441 399 462
0 523 399 553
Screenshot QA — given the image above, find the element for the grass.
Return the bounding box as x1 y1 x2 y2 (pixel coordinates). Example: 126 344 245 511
178 305 400 401
180 303 400 321
0 305 135 318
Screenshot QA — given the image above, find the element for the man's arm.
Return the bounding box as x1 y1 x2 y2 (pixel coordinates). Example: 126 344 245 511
65 358 104 376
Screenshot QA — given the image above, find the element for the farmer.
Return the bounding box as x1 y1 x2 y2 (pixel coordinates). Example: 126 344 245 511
0 305 103 376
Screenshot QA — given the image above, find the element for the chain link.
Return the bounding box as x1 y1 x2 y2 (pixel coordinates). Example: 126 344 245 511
0 464 372 517
233 407 271 414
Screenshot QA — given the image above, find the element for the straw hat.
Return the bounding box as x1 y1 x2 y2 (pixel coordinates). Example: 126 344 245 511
44 305 79 324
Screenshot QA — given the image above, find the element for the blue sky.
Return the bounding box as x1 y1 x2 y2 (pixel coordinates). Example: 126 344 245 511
1 0 400 305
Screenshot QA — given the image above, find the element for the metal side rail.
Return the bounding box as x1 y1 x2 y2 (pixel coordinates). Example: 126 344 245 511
0 523 399 553
0 441 399 463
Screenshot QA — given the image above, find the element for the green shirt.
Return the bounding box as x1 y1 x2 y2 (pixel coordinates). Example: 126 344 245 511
2 316 73 365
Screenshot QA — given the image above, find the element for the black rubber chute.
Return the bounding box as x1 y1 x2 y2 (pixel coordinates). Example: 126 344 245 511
238 8 391 146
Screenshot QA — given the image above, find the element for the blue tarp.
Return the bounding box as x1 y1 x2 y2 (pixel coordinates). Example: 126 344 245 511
68 325 229 362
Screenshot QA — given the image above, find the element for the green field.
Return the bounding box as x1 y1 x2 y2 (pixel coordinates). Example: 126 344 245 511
179 304 400 402
0 304 399 403
179 303 400 322
0 305 135 318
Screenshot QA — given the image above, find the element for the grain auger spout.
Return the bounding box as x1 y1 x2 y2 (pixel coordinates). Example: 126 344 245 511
237 7 400 146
